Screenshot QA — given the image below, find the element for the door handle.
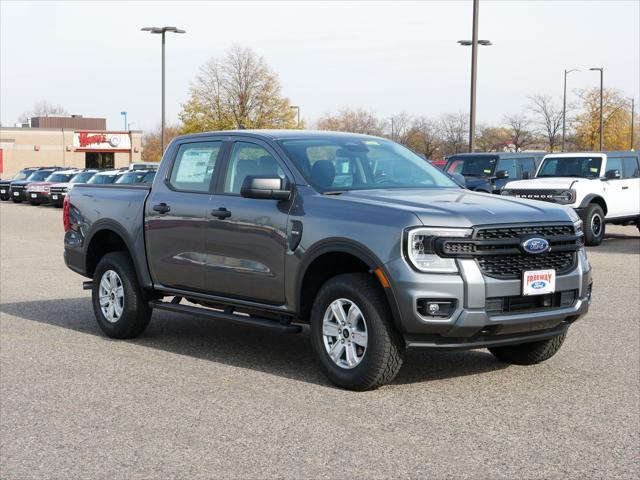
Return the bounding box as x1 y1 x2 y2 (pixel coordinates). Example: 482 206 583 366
211 207 232 219
153 203 170 214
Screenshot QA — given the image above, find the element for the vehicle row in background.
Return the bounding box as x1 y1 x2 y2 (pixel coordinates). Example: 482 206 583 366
502 151 640 245
0 163 158 207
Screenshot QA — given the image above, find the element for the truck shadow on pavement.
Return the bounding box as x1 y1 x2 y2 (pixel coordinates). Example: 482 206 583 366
0 297 509 388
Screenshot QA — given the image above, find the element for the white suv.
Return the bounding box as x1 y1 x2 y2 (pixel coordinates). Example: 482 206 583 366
501 152 640 245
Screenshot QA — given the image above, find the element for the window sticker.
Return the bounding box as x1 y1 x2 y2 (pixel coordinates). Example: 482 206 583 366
590 167 599 173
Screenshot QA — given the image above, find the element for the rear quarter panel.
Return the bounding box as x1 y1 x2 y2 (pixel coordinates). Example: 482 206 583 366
64 184 152 287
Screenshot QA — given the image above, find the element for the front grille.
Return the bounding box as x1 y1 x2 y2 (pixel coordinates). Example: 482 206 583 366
486 289 578 315
436 223 581 280
11 185 25 191
50 186 67 194
504 189 563 202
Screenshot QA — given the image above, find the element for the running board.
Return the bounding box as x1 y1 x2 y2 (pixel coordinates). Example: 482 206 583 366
149 300 302 333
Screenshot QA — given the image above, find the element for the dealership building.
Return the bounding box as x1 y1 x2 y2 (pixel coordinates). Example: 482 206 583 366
0 116 143 178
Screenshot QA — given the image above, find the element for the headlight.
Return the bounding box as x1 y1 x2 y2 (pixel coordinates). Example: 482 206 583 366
552 190 576 204
573 218 583 236
405 227 472 273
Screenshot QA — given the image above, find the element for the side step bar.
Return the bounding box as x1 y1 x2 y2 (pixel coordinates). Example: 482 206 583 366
149 300 302 333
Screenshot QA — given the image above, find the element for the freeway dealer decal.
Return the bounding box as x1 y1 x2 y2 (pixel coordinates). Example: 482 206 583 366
523 269 556 296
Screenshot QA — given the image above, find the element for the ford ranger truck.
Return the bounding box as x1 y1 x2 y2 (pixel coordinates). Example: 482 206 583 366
63 131 592 390
502 152 640 245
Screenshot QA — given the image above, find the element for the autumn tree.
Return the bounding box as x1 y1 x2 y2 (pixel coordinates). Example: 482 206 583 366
573 87 634 151
503 113 536 151
141 124 182 163
439 112 468 156
404 117 441 159
19 100 68 123
529 94 563 152
316 108 385 135
179 45 297 133
475 125 512 152
388 112 413 143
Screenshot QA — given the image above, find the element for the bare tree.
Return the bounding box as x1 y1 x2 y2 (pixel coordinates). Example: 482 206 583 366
405 117 441 159
529 94 563 152
19 100 68 123
180 45 297 132
317 108 385 135
439 112 468 156
388 112 413 143
503 113 535 151
141 123 182 163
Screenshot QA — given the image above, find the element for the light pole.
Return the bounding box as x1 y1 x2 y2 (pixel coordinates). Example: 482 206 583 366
141 26 186 153
562 69 579 152
290 105 300 128
458 0 492 153
630 97 635 150
590 67 604 151
120 111 128 131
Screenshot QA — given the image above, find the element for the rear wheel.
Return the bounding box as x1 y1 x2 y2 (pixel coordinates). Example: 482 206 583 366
310 273 405 391
582 203 605 246
92 251 151 339
489 333 566 365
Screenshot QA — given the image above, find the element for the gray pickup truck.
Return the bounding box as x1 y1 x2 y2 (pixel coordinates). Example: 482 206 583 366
64 130 592 390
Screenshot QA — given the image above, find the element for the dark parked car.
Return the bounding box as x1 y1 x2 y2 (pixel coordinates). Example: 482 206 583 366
9 168 61 203
49 170 100 207
443 152 545 193
85 170 123 185
1 168 39 200
64 130 591 390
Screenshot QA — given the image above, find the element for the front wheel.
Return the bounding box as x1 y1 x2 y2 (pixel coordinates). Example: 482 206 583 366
92 251 151 339
310 273 405 391
11 199 22 203
489 333 566 365
582 203 605 246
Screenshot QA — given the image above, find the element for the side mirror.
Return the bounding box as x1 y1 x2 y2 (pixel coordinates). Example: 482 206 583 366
522 171 531 180
495 169 510 179
449 172 466 188
604 169 621 180
240 175 291 200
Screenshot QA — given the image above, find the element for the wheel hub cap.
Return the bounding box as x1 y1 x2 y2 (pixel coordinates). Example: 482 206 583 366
322 298 368 370
99 269 124 323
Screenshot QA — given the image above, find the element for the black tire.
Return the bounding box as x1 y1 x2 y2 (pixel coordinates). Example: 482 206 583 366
489 332 566 365
92 251 151 339
310 273 405 391
11 199 22 203
30 201 39 206
581 203 605 246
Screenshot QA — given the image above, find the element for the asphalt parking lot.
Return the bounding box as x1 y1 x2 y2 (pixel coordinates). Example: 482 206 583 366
1 200 638 479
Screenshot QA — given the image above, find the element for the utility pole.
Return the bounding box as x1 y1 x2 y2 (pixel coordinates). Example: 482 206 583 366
590 67 604 151
630 97 635 150
562 69 579 151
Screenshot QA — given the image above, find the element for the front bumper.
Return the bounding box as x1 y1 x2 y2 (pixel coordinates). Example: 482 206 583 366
49 191 66 204
0 185 11 199
10 189 27 201
384 250 592 349
26 191 50 203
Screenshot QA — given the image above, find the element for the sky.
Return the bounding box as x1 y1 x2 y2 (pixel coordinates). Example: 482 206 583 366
1 0 639 132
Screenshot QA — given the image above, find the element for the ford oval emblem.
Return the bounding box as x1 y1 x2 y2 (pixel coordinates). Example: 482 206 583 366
522 237 550 254
531 280 547 289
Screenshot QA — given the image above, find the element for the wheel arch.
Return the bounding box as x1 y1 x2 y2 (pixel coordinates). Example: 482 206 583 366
294 239 403 329
579 194 608 215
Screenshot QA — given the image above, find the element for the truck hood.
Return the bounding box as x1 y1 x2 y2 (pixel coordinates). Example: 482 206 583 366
504 177 590 190
334 188 575 227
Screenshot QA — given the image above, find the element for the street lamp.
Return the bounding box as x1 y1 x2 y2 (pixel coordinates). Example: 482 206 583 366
141 26 186 153
589 67 604 151
562 69 580 152
629 97 635 150
458 0 492 152
290 105 300 128
120 111 128 131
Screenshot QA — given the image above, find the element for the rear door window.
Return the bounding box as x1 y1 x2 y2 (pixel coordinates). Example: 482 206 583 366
620 157 640 178
169 141 223 193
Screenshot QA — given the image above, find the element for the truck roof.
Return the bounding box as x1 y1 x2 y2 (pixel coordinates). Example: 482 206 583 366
171 129 386 143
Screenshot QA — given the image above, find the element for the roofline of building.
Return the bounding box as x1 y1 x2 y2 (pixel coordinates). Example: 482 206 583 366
0 127 143 133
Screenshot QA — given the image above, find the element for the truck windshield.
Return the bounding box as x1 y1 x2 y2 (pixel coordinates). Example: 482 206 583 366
115 172 147 184
26 170 54 182
446 156 498 177
13 169 35 180
538 157 602 178
87 174 118 184
278 137 457 192
70 172 96 183
46 173 74 183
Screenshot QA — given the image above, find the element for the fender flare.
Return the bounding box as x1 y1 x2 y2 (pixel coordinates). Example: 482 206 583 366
84 219 153 288
294 238 403 330
578 194 608 214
